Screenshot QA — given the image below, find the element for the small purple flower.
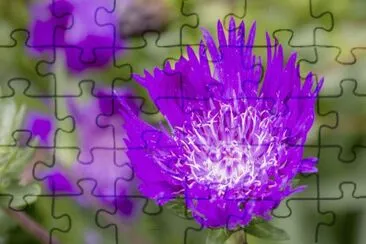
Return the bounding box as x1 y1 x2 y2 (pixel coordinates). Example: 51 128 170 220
27 88 137 217
28 0 122 72
119 18 323 229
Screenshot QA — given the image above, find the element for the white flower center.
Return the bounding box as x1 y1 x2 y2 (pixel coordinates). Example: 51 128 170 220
174 100 286 196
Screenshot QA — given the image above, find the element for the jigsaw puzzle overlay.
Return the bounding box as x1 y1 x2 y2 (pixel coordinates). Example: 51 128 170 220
0 0 365 243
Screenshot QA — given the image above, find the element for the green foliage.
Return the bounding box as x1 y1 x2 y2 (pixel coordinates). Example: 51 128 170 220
165 197 193 219
206 218 289 244
206 228 232 244
206 228 250 244
0 208 17 240
244 221 290 241
0 89 39 209
0 183 41 209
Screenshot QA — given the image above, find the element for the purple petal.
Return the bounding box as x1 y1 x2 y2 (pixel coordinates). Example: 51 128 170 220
123 18 324 229
45 170 75 193
299 157 318 174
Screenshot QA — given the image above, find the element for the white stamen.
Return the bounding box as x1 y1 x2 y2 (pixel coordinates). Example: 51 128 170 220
172 98 287 197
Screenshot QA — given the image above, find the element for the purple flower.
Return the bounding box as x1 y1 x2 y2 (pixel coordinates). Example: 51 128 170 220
118 19 323 229
24 111 54 146
27 88 137 217
28 0 122 72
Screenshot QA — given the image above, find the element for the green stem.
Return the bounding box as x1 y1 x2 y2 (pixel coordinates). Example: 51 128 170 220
227 230 248 244
206 229 248 244
2 207 60 244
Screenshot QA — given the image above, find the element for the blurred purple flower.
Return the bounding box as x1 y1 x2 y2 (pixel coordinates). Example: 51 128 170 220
119 18 323 229
28 0 122 72
24 111 54 146
26 88 137 217
84 229 102 244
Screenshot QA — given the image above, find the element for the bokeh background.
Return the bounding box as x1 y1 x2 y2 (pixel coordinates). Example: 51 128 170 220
0 0 365 243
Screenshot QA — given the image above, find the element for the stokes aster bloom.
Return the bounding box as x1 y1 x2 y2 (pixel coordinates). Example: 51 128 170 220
119 18 323 229
26 88 137 216
29 0 122 72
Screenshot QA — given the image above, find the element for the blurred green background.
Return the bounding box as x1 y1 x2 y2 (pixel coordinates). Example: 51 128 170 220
0 0 366 243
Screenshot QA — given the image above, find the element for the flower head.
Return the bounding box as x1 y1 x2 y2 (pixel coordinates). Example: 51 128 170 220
29 0 122 72
119 18 323 229
26 88 137 216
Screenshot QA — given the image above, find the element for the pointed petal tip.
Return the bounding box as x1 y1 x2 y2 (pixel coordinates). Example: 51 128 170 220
238 20 245 30
186 45 195 56
216 20 227 45
163 60 173 71
229 16 236 28
265 32 271 42
200 26 209 34
200 26 210 35
289 51 298 60
316 77 325 91
306 71 313 79
298 157 319 174
229 16 236 22
250 20 257 30
292 185 307 194
132 72 148 85
216 19 224 28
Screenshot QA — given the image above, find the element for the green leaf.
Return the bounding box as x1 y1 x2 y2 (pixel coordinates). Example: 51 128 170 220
248 217 266 225
224 230 247 244
0 183 41 209
0 143 38 194
4 146 36 179
0 96 29 184
0 89 39 203
206 229 232 244
165 198 192 219
244 221 290 241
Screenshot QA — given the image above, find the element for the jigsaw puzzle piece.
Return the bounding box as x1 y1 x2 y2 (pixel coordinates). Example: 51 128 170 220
245 0 331 85
179 0 246 46
49 180 138 244
313 0 366 63
181 0 331 49
96 195 149 244
51 80 144 164
97 196 205 244
316 146 366 198
283 94 336 163
0 184 41 212
0 79 70 209
16 85 74 150
319 80 366 161
301 46 366 96
267 199 334 244
55 81 116 159
4 195 71 244
98 0 175 77
267 0 332 47
33 142 136 214
27 0 122 74
143 0 196 50
0 28 54 94
114 31 183 80
117 0 170 38
317 183 366 244
42 181 111 244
